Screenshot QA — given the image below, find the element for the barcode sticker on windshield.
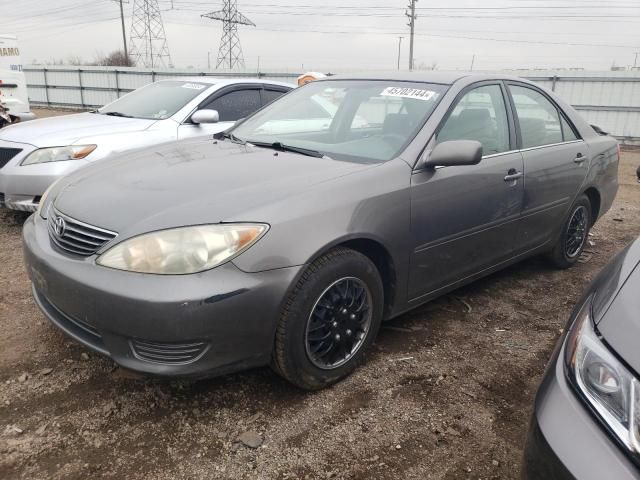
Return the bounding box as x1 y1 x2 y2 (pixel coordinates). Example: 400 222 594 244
380 87 438 101
181 83 206 90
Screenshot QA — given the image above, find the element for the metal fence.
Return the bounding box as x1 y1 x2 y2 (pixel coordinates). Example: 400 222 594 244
23 66 300 109
509 70 640 144
23 66 640 143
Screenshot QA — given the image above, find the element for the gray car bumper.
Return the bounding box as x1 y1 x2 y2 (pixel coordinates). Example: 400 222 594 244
22 214 301 378
523 343 639 479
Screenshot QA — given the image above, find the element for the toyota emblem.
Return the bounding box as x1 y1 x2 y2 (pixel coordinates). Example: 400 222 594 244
54 216 66 237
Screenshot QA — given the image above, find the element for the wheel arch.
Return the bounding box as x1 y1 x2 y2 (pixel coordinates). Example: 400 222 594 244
306 235 398 319
582 186 601 223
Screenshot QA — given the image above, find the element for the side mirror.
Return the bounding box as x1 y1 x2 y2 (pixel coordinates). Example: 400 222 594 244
191 109 219 125
423 140 483 168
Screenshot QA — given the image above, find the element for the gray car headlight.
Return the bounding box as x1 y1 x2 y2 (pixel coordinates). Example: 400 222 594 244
565 297 640 454
96 224 269 274
21 145 97 166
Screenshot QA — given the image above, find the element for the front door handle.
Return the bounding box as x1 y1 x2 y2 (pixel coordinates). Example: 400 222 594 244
504 170 523 182
574 153 587 164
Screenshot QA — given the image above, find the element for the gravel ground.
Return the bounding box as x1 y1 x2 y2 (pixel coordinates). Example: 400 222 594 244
0 146 638 480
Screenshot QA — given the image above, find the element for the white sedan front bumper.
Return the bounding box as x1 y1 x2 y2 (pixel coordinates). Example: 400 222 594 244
0 139 88 212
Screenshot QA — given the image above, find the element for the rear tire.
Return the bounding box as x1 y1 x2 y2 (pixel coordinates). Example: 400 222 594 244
548 194 592 269
272 247 383 390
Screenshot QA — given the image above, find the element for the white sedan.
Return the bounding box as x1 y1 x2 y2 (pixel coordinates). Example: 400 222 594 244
0 77 293 211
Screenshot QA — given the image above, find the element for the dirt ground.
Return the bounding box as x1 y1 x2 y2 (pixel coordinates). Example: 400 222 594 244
29 107 87 119
0 140 638 479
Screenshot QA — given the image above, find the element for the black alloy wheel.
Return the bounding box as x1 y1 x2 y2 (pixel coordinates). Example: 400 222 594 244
548 194 592 269
565 205 588 259
271 247 384 390
305 277 373 370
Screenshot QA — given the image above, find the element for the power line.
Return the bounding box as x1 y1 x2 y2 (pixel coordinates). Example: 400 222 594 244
160 8 640 18
158 0 639 8
3 2 113 27
234 25 638 49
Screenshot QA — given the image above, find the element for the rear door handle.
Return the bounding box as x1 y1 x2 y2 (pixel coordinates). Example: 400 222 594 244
574 153 587 164
504 171 523 182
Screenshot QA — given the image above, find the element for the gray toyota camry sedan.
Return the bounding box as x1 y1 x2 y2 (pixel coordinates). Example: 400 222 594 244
22 72 619 390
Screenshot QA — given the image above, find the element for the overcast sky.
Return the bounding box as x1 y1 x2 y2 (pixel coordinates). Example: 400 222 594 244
3 0 640 72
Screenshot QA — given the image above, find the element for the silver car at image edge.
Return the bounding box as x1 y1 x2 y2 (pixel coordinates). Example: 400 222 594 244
22 72 619 390
524 237 640 479
0 77 293 211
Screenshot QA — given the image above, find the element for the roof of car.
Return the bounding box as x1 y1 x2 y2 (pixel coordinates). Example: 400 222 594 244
321 71 527 86
157 77 295 88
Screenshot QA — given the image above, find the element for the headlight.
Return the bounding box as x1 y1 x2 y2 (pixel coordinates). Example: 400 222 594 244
565 297 640 454
96 224 268 274
21 145 97 166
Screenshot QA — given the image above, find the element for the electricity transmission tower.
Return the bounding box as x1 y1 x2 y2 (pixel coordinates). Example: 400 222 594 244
202 0 255 70
129 0 172 68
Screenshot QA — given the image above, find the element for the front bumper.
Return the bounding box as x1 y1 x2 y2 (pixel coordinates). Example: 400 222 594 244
0 139 89 212
14 112 37 122
22 214 301 377
523 342 639 479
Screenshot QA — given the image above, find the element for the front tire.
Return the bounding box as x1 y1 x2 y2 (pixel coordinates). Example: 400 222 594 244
548 194 592 269
272 248 384 390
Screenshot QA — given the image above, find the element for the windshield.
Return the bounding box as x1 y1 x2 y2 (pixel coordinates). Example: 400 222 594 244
98 80 209 120
231 80 447 162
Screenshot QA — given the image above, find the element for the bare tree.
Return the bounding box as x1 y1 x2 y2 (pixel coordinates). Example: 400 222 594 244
44 55 84 66
66 55 84 66
416 61 438 71
94 50 135 67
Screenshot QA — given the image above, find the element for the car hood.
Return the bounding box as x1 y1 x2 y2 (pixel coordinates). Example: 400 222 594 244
53 137 375 234
0 112 156 147
595 238 640 375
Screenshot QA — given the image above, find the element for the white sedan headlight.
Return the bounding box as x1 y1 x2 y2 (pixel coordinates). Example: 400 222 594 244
96 224 268 274
21 145 97 166
565 297 640 454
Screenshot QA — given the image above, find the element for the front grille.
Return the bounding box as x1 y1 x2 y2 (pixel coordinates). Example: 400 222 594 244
48 207 117 256
0 147 22 169
131 339 209 365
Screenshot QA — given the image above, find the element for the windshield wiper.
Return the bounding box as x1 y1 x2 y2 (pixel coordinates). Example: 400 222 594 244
102 111 134 118
248 141 324 158
214 131 246 145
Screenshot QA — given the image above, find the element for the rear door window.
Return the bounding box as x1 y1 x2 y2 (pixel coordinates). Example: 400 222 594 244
509 85 564 148
560 115 579 142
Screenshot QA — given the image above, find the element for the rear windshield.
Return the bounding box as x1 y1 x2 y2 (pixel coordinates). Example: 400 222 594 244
99 81 209 120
